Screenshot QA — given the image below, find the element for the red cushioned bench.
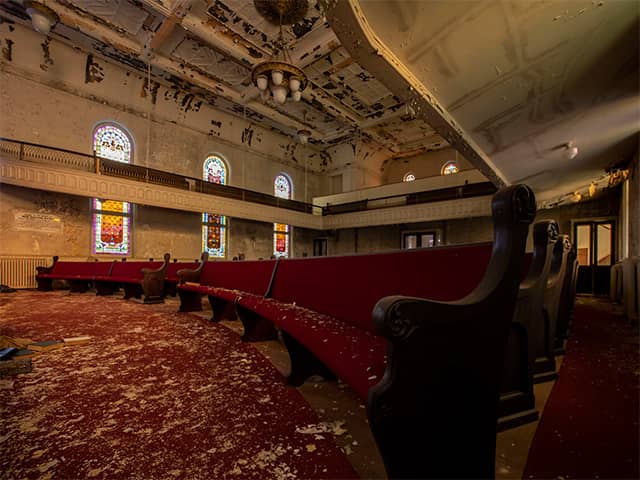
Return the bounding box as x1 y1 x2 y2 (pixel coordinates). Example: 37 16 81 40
177 257 278 323
94 253 170 304
164 254 207 297
36 257 115 292
232 185 536 479
236 243 493 393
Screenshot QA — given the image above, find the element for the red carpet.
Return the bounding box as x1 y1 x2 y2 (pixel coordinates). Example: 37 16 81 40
524 298 639 479
0 291 358 479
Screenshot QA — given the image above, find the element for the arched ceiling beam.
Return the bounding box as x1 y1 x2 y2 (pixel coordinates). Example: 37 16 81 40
323 0 508 187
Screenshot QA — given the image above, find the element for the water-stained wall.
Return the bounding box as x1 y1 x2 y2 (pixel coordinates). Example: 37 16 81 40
0 184 316 260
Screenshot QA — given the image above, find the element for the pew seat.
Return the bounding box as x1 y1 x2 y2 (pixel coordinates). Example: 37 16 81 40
177 258 277 320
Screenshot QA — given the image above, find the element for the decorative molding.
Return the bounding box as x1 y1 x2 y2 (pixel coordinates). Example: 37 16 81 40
322 195 492 229
1 157 493 230
0 158 323 230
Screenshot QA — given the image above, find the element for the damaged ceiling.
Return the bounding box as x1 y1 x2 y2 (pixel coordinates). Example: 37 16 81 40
1 0 638 200
0 0 444 157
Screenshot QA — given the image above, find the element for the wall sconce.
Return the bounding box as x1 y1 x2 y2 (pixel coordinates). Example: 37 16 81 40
564 141 579 160
24 1 59 36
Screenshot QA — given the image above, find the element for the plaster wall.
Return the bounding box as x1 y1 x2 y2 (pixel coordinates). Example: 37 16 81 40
0 183 90 257
228 218 275 260
0 184 312 260
322 191 621 256
0 22 328 200
383 148 475 183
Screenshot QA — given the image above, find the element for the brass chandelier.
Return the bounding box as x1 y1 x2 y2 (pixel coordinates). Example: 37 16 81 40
252 0 309 104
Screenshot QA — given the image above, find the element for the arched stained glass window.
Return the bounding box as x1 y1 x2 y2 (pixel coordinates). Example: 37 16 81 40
274 173 292 258
92 123 132 255
441 161 459 175
202 155 228 258
403 172 416 182
94 124 131 163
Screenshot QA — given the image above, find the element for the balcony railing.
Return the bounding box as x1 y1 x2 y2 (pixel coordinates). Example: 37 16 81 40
0 137 315 214
0 137 497 217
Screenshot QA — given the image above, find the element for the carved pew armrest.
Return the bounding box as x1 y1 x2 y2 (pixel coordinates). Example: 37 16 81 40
141 253 170 276
177 251 209 284
36 255 59 275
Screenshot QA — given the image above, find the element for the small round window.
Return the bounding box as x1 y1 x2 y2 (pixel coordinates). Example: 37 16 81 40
403 172 416 182
441 161 459 175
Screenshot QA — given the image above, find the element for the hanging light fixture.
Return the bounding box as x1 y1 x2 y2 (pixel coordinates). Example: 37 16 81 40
564 141 579 160
24 1 59 35
297 129 311 144
252 0 309 105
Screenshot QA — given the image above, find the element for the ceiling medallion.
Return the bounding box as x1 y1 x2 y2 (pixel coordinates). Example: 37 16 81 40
252 0 309 105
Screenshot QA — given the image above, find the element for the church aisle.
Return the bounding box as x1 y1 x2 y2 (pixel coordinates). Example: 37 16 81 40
524 298 639 480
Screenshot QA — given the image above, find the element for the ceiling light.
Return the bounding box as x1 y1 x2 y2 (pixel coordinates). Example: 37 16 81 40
24 1 59 36
252 0 309 105
564 141 579 160
297 129 311 144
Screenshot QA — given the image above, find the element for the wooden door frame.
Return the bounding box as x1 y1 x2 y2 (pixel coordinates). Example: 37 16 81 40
572 217 616 295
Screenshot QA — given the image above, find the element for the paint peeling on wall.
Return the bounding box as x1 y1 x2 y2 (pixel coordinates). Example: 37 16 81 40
2 38 13 61
319 151 332 170
84 54 104 83
241 126 254 146
39 38 53 71
140 77 160 104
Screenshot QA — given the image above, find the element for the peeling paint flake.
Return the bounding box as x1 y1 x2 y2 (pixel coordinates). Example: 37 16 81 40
85 54 104 84
39 38 53 71
2 38 13 61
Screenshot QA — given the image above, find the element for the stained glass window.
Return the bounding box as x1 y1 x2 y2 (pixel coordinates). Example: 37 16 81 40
202 155 227 258
273 173 292 258
275 174 291 199
92 199 131 255
441 161 459 175
403 172 416 182
92 124 132 255
94 124 131 163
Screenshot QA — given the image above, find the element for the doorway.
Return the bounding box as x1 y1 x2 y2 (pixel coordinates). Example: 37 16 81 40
574 221 614 295
402 231 436 249
313 238 328 257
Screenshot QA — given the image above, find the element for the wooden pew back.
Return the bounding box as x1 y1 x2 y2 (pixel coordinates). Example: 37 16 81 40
199 259 278 296
270 244 493 333
109 260 163 280
47 261 114 277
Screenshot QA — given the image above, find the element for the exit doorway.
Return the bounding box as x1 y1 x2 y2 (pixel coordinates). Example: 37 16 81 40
574 221 614 295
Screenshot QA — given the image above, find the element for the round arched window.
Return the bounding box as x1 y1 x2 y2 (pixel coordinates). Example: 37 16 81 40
403 172 416 182
441 161 459 175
